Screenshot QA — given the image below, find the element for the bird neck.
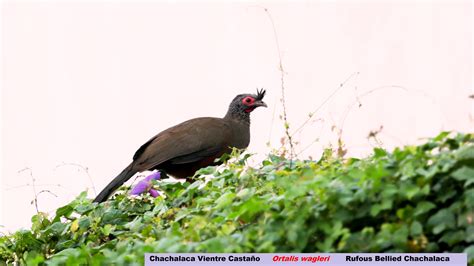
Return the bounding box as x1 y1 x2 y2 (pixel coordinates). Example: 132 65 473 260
224 108 251 125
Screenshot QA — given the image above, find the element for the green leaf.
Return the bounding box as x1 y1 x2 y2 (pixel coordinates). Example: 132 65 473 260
451 166 474 186
464 245 474 263
102 224 115 236
214 192 236 209
414 201 436 216
25 252 44 266
465 189 474 208
427 209 455 234
78 217 91 229
373 148 387 158
101 209 126 225
370 204 382 216
434 131 451 141
43 222 67 236
393 224 409 247
410 221 423 236
50 248 80 258
236 188 253 200
467 225 474 242
401 183 420 200
456 145 474 161
53 205 74 222
440 230 465 246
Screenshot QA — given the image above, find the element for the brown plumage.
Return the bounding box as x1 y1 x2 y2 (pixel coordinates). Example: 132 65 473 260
93 89 267 203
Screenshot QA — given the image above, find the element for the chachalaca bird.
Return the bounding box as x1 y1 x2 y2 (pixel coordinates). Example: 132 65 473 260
93 89 267 203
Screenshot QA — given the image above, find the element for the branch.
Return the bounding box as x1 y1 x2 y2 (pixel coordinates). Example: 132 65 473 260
252 6 295 159
17 167 39 213
291 71 360 137
55 162 97 196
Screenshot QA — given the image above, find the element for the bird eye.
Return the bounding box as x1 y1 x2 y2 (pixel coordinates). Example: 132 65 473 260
242 96 254 105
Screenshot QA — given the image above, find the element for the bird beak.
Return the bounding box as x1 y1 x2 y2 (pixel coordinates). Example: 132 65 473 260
253 100 267 108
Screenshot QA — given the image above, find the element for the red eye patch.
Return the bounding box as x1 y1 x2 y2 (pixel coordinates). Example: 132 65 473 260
242 96 255 105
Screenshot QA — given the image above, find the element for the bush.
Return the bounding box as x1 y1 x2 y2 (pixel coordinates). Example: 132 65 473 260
1 132 473 265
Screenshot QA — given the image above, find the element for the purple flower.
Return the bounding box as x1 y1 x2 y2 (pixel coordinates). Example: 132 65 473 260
130 172 161 198
149 189 159 197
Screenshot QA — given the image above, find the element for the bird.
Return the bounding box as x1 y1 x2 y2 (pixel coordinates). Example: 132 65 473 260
93 89 267 203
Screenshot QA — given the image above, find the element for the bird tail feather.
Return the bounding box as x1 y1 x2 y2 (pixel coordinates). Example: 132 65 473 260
93 163 135 203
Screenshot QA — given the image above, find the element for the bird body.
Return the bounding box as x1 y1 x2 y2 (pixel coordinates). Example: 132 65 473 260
93 90 266 203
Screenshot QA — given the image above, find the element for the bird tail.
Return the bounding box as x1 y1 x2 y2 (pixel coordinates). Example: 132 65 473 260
93 163 136 203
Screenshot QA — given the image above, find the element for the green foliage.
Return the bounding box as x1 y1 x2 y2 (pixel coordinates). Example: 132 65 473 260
1 132 474 265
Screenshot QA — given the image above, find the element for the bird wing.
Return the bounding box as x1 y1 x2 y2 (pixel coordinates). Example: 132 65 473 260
132 117 231 171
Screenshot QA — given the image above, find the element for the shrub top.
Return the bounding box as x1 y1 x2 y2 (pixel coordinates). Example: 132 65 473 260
1 132 473 265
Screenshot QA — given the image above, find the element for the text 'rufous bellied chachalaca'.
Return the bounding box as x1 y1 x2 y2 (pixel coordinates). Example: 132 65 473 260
93 89 267 203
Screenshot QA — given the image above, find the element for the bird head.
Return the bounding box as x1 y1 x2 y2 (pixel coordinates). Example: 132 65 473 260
224 89 267 122
231 88 267 113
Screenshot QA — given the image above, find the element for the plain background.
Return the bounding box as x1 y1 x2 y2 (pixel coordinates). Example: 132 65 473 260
1 1 472 232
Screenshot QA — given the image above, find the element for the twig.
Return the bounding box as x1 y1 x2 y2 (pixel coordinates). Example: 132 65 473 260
291 71 360 137
55 162 97 196
253 6 295 159
367 125 384 147
36 190 58 198
5 183 69 191
266 96 278 147
295 117 326 156
379 131 405 146
18 167 39 213
338 85 408 131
